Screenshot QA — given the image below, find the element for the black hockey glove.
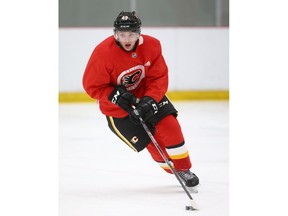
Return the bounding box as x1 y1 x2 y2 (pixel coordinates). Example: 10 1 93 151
108 85 139 112
129 96 159 125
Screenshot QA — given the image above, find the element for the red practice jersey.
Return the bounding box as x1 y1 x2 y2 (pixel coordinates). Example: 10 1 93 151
83 34 169 118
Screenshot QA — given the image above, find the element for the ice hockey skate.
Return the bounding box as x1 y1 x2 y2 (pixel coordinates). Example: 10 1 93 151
178 170 199 193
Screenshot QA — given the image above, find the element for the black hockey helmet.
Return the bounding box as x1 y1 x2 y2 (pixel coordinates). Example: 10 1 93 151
114 11 141 33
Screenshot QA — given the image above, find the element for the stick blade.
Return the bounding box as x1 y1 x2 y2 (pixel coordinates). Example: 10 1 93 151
189 199 199 210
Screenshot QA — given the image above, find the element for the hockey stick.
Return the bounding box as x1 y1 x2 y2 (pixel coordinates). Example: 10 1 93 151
133 109 199 210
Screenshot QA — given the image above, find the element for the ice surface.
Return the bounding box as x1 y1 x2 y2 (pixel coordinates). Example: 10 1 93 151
59 101 229 216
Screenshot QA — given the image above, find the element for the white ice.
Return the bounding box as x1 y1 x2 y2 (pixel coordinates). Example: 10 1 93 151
59 101 229 216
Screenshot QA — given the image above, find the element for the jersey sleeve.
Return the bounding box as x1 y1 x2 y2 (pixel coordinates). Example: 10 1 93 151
82 51 114 103
143 40 169 102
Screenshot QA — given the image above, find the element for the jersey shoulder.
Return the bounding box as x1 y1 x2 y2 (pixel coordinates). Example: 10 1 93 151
90 36 116 59
140 34 161 46
139 34 162 55
95 36 115 52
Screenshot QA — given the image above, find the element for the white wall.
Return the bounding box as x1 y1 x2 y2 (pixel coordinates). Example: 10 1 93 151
59 27 229 92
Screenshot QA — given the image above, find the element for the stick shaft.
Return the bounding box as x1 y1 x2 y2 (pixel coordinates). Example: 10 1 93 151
135 110 194 201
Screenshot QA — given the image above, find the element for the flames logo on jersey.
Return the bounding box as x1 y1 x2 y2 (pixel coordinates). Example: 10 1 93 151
117 65 145 90
122 70 141 86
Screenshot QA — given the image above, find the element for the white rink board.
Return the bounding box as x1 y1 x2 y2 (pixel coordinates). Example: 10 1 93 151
59 28 229 92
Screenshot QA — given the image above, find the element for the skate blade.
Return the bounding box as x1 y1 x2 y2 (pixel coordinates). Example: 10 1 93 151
186 185 199 193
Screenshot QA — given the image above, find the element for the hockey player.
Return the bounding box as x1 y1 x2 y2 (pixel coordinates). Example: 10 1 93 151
82 11 199 188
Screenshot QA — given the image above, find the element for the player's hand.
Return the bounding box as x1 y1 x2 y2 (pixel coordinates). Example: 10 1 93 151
129 96 159 125
108 85 139 112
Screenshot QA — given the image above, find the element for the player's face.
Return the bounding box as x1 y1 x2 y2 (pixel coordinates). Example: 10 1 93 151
116 31 140 51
